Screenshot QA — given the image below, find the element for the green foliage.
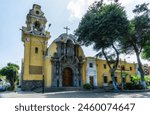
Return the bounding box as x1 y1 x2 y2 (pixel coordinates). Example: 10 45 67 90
0 63 19 90
83 83 93 90
76 2 128 47
120 3 150 54
145 75 150 85
133 3 149 15
124 75 144 90
0 75 3 79
75 1 129 91
119 3 150 86
124 83 144 90
131 75 141 84
131 75 150 84
129 75 150 88
122 72 128 77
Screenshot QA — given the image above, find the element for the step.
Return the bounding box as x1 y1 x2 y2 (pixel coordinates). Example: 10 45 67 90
33 87 84 93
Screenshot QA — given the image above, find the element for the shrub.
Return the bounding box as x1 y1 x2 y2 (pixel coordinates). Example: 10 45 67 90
145 76 150 85
124 83 144 90
7 86 14 91
83 83 92 90
131 75 140 84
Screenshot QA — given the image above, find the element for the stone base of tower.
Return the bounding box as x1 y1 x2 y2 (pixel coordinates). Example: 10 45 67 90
21 80 43 91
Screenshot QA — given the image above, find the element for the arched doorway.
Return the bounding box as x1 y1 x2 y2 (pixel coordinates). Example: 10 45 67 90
62 67 73 87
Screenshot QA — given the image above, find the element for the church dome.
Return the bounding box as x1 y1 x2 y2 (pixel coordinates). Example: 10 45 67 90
54 33 79 44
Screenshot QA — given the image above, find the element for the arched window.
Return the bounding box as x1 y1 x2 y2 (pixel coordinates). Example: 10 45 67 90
89 63 93 68
34 21 41 31
35 47 38 54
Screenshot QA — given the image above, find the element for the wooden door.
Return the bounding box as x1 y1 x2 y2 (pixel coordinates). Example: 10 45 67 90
63 67 73 86
89 76 94 86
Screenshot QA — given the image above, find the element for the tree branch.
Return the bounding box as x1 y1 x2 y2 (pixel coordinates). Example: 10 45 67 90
111 43 119 71
102 48 111 69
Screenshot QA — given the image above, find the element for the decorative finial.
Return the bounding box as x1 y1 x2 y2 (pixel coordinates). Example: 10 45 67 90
64 26 70 34
47 23 51 31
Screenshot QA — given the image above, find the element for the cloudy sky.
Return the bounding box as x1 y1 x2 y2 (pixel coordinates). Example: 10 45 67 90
0 0 150 69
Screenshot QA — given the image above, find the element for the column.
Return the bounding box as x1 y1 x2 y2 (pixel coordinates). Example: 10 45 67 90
79 63 82 87
51 60 56 87
59 63 62 87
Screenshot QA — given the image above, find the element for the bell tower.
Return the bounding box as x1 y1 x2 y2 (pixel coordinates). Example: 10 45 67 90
21 4 50 90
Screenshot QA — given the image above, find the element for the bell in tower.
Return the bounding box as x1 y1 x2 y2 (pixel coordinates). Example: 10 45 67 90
22 4 49 36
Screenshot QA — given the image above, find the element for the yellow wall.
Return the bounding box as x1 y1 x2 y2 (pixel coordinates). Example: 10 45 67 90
96 59 111 87
23 38 30 80
95 59 136 87
78 46 85 57
48 42 57 57
22 33 49 81
82 58 87 85
44 57 52 87
116 61 136 83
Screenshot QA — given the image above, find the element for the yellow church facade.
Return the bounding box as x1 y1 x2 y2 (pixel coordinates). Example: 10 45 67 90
21 4 136 90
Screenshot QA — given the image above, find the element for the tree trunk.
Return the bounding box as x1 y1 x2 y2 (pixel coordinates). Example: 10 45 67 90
102 46 119 92
111 44 119 91
9 77 15 90
135 51 146 89
110 68 118 91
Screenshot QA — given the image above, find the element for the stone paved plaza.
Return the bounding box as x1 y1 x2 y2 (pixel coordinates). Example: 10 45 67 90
1 90 150 98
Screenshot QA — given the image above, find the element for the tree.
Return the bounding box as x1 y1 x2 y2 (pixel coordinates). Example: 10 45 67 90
120 3 150 88
0 63 19 90
75 1 128 91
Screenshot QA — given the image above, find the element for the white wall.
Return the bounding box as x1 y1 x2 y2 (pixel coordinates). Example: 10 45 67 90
86 58 97 86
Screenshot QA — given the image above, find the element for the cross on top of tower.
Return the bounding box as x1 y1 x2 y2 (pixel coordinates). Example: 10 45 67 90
64 26 70 34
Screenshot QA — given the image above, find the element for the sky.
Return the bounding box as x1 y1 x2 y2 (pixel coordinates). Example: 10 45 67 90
0 0 150 70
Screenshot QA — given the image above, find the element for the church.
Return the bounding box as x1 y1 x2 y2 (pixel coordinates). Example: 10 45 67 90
21 4 136 90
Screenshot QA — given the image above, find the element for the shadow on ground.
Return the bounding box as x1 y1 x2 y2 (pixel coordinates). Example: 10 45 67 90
44 91 150 98
1 90 150 98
